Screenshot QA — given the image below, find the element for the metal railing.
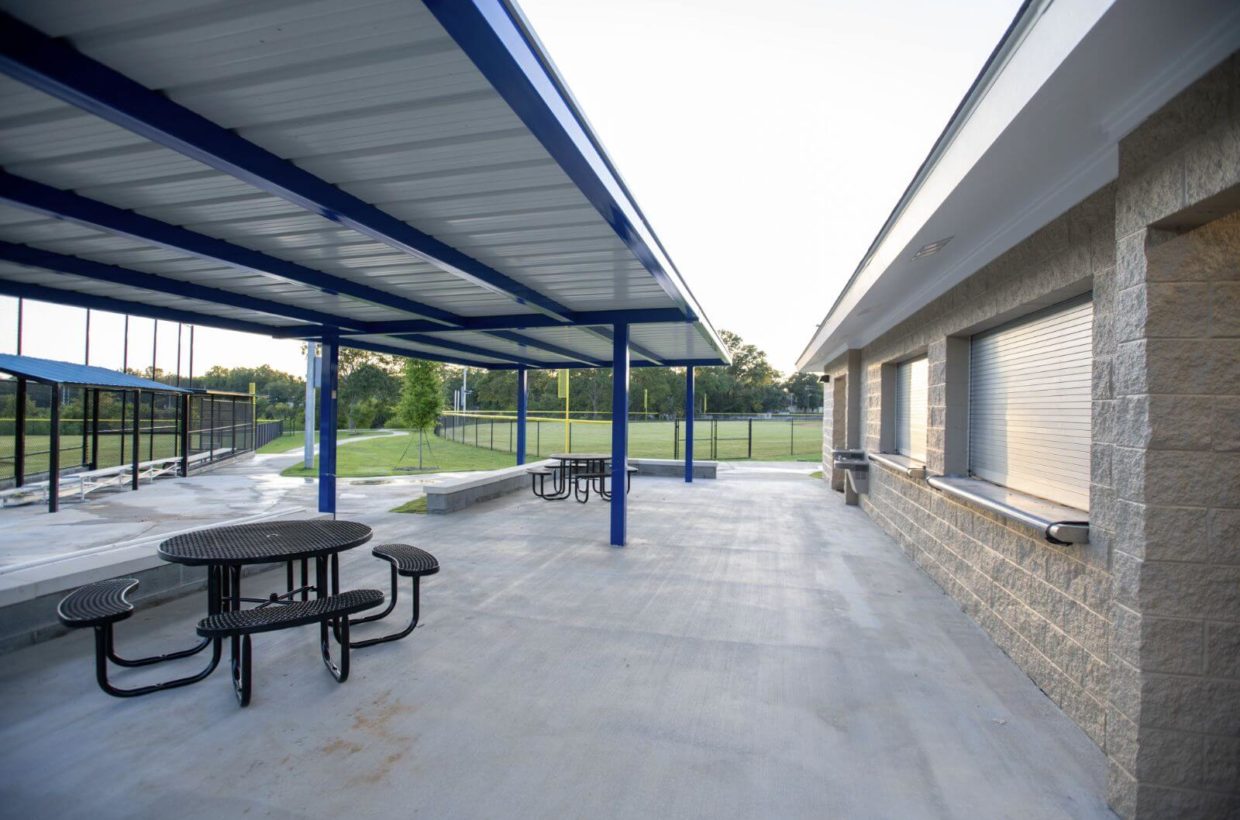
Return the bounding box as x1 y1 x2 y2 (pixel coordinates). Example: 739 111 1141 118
0 384 261 487
255 420 285 450
437 412 823 461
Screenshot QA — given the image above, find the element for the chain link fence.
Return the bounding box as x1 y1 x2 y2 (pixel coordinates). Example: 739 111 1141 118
437 412 822 461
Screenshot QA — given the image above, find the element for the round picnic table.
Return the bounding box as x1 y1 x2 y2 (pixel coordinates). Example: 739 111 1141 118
159 520 372 566
159 520 374 692
160 518 373 610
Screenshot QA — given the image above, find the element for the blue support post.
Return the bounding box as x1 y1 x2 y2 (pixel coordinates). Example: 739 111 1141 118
318 343 339 516
684 366 695 483
610 324 630 547
516 366 528 465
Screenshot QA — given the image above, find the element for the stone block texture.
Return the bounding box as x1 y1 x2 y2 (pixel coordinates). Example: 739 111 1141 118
1106 53 1240 818
844 184 1115 752
814 51 1240 820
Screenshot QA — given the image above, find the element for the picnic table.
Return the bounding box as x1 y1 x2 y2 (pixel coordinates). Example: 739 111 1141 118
58 520 443 706
529 453 634 502
157 520 374 703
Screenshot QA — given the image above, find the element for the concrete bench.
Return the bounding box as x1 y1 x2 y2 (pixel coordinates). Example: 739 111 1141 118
425 459 555 514
630 458 717 479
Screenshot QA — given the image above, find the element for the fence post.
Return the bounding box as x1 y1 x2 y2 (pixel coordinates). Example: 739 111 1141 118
48 383 60 513
180 393 190 476
490 419 494 451
14 376 25 486
131 389 141 490
791 417 794 456
80 390 88 467
674 418 679 460
148 392 156 461
748 418 753 459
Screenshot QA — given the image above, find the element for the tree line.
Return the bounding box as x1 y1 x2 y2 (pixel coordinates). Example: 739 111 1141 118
0 330 822 430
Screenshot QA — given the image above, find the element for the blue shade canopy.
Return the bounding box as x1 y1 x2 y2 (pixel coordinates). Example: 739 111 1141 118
0 353 190 392
0 0 729 371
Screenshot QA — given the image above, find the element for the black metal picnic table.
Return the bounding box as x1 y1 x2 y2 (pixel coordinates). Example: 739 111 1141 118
155 519 373 698
534 453 610 501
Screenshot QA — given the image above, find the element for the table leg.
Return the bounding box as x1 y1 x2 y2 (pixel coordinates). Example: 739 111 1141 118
229 565 242 703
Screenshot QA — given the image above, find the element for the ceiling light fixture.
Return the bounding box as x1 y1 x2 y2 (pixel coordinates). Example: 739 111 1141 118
913 237 953 259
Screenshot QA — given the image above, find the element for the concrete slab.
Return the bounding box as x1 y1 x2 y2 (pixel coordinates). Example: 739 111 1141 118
0 462 1112 819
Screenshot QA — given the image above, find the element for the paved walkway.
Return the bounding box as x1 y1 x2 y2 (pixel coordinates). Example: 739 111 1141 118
0 431 438 569
0 465 1112 818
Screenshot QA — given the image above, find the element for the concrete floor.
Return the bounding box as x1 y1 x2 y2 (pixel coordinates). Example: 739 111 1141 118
0 463 1113 819
0 432 409 569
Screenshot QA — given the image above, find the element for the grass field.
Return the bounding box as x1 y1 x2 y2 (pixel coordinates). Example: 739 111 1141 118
257 429 368 455
439 415 822 461
282 433 514 478
0 432 182 481
280 416 823 479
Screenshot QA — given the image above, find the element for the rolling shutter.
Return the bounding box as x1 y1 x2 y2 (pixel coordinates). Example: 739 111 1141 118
969 296 1092 510
895 356 928 461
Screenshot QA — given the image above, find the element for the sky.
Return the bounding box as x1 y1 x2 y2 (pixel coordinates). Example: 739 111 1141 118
0 0 1021 378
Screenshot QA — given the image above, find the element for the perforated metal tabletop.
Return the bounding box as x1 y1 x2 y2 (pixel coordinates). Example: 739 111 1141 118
158 520 372 566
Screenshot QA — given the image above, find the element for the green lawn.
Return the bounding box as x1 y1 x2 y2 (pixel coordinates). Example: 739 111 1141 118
257 429 369 454
281 432 514 478
439 416 822 461
279 417 822 479
0 432 183 481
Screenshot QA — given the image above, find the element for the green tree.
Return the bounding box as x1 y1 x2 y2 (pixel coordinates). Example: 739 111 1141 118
398 359 444 468
339 361 399 430
783 371 823 412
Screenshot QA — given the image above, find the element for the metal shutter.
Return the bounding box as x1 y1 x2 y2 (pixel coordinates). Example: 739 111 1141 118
895 356 928 461
969 296 1092 510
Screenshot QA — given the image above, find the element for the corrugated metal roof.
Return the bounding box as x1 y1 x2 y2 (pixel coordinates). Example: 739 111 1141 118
0 0 729 369
0 353 190 391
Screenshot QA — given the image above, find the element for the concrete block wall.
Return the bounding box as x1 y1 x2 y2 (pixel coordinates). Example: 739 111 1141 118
830 186 1116 750
813 53 1240 818
1104 52 1240 819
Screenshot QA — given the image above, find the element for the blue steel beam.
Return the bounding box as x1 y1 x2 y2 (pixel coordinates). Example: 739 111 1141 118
684 366 695 483
585 325 662 365
0 15 575 322
0 278 282 337
0 172 460 326
485 330 606 367
481 357 728 371
0 241 350 332
318 343 339 515
609 323 629 547
277 308 693 337
516 366 528 465
1 173 632 368
391 333 551 367
335 338 505 371
426 0 699 324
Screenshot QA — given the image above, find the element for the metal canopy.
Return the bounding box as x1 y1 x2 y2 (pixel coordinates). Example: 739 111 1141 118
0 0 729 371
0 352 190 392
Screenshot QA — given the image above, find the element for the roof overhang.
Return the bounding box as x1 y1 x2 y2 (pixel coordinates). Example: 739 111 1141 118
0 0 729 370
797 0 1240 373
0 352 190 392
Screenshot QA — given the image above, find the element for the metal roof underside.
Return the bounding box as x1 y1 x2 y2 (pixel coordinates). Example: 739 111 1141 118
0 352 190 391
795 0 1240 373
0 0 729 371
